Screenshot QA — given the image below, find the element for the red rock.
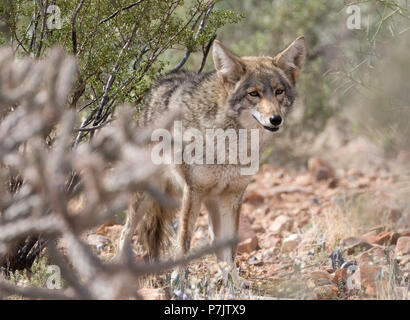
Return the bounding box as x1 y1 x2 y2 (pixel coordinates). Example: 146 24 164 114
308 157 335 181
269 215 292 234
238 214 259 254
363 231 400 245
328 178 338 189
332 268 348 285
137 288 167 300
294 174 312 186
238 237 258 254
358 265 382 297
343 237 373 255
395 236 410 257
282 234 301 253
239 214 256 241
243 190 264 204
356 251 373 265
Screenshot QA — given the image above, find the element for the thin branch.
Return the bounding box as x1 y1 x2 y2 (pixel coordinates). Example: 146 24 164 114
35 0 49 58
92 23 139 126
171 1 215 73
73 118 115 132
198 33 216 73
72 0 86 55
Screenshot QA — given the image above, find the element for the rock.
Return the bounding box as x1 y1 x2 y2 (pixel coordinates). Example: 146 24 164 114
269 215 292 234
399 229 410 237
282 234 301 253
238 214 259 254
357 265 382 297
137 288 167 300
310 270 333 286
251 223 265 234
362 230 378 243
238 237 258 254
356 247 386 266
398 255 410 266
363 231 400 245
294 174 312 186
342 237 373 255
243 190 264 204
395 236 410 257
262 236 281 250
239 214 255 241
248 256 264 266
308 157 335 181
332 268 348 285
313 284 338 299
328 178 338 189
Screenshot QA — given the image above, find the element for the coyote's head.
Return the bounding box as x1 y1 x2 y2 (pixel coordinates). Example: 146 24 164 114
213 37 306 132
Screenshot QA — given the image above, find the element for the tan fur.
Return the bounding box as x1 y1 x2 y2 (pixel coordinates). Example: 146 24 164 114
116 37 306 278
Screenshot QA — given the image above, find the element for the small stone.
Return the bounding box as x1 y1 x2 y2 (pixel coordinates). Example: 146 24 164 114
237 214 259 254
308 157 335 181
282 234 301 253
269 215 292 234
243 190 264 204
251 223 265 233
328 178 338 189
395 236 410 257
238 237 258 254
137 288 167 300
248 256 264 266
295 174 312 186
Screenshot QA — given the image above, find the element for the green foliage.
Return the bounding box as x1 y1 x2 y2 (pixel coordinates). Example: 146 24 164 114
0 0 241 116
7 256 63 291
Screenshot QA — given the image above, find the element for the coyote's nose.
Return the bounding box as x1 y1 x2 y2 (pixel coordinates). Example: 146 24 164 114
269 115 282 126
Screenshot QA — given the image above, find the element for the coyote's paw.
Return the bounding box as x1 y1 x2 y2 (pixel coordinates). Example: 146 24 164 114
218 262 250 290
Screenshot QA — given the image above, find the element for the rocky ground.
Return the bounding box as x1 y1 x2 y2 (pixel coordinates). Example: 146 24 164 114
87 158 410 300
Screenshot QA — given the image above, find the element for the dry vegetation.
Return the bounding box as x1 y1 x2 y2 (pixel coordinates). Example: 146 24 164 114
0 48 234 300
0 0 410 301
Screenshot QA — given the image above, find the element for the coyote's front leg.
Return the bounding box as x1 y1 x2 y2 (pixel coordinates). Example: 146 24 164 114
171 185 202 292
205 188 246 287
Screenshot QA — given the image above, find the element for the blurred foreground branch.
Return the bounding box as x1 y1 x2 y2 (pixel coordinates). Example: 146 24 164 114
0 48 231 299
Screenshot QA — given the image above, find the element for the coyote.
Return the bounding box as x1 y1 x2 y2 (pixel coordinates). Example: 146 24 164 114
116 36 306 282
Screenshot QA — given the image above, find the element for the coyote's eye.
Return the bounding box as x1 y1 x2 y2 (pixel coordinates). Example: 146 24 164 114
248 91 260 97
275 89 284 96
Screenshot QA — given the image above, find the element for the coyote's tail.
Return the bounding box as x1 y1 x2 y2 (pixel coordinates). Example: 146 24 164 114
138 199 176 261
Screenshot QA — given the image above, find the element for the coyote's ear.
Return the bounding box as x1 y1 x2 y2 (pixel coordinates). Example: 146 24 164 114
273 36 306 85
213 40 245 86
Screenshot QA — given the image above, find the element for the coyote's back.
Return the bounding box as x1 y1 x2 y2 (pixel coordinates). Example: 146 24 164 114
117 37 306 283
